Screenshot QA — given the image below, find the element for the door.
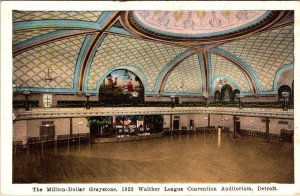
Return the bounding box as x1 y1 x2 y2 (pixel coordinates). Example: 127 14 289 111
173 119 180 130
190 120 194 130
236 121 241 134
40 121 55 141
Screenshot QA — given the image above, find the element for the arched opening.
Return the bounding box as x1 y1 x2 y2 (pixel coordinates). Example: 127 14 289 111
214 90 221 102
232 89 241 102
278 85 291 101
220 84 233 102
98 69 144 105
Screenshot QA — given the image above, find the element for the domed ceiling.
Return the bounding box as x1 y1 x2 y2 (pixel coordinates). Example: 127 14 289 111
132 11 268 37
12 10 294 97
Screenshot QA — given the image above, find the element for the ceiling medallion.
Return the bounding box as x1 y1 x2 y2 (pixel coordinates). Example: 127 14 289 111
127 11 285 43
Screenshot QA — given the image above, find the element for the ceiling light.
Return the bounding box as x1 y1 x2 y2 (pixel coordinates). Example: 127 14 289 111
43 68 53 83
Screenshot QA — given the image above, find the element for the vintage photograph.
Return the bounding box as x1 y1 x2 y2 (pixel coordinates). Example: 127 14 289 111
8 6 295 193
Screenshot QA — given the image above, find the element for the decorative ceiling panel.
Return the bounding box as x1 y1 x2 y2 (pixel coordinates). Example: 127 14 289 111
163 53 202 94
13 35 86 88
13 11 103 22
133 11 267 36
211 53 250 92
220 25 294 91
13 29 57 45
88 34 187 91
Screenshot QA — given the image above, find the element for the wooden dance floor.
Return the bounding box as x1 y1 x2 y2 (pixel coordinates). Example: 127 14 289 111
13 133 294 183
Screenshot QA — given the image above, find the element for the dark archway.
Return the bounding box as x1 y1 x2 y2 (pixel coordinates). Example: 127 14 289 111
221 84 233 102
99 69 144 104
214 90 221 102
278 85 291 101
232 89 241 102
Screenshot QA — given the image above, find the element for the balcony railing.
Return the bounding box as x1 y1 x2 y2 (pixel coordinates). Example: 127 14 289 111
13 100 294 109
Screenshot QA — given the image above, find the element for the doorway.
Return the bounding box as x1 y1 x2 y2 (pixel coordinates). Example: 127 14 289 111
173 119 180 130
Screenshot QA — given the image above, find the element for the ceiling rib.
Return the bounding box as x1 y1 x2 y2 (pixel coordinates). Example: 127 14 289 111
77 12 121 94
200 50 210 97
13 29 97 57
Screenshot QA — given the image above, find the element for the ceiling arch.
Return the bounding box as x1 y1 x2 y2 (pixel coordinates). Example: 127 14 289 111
91 65 149 95
86 33 187 94
13 29 94 56
273 64 294 93
220 24 294 94
209 48 260 94
210 53 251 95
13 34 86 92
161 53 203 96
11 10 294 98
153 49 196 95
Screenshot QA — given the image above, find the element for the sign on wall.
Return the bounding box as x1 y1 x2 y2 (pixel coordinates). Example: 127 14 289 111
43 94 52 108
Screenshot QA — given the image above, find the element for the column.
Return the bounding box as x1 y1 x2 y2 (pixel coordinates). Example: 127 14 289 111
233 115 238 138
85 94 91 109
265 117 270 142
208 114 210 127
70 117 73 136
238 97 242 109
170 114 173 134
23 91 31 111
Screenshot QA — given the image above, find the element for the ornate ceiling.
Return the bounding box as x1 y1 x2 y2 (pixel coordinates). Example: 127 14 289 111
12 10 294 97
132 11 268 37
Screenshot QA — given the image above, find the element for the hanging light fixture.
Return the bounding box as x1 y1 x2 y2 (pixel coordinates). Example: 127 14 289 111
43 68 53 83
179 80 185 92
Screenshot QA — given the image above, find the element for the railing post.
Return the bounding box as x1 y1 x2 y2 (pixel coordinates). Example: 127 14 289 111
265 117 270 143
233 115 238 138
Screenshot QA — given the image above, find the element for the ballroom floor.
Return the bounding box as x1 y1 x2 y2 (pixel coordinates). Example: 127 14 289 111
13 132 294 183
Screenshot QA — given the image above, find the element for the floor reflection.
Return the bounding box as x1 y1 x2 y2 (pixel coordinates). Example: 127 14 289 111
13 133 294 183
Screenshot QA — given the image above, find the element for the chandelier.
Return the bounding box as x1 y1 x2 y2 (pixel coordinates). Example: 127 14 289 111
43 68 53 83
179 80 185 92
